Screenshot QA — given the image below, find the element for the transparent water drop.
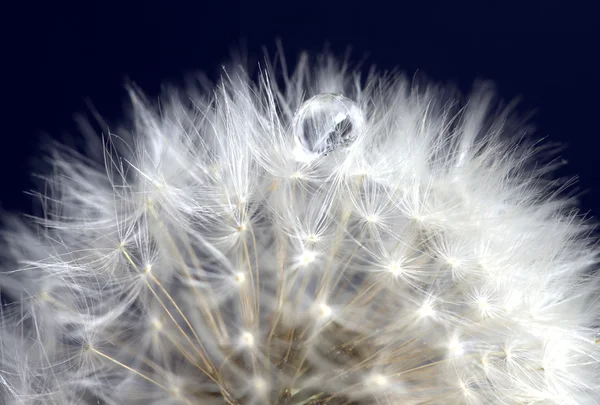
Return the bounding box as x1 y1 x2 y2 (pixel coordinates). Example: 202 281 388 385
292 93 365 162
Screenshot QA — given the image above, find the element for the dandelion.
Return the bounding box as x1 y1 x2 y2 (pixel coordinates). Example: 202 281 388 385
1 51 599 405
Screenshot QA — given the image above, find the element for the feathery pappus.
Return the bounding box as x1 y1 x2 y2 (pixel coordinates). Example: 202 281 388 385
1 51 599 405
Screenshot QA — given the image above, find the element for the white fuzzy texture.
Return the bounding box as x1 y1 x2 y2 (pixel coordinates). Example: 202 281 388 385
1 53 600 405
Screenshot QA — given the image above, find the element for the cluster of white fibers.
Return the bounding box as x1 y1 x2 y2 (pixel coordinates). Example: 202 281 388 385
1 52 599 405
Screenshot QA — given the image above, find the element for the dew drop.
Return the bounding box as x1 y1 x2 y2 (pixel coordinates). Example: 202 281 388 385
292 93 365 162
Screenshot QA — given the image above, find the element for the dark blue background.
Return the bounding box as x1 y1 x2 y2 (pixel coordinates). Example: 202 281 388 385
2 0 598 219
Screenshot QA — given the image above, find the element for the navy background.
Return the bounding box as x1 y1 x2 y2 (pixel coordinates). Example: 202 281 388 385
2 0 598 219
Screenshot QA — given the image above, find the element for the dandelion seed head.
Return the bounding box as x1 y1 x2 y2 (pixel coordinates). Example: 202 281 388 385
447 256 462 268
1 51 599 405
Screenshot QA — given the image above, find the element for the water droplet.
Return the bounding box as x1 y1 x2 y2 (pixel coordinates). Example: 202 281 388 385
292 93 365 162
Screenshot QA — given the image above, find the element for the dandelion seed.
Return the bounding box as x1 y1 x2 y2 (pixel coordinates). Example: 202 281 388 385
151 318 163 331
365 214 379 224
240 331 255 347
234 271 246 284
449 337 465 357
504 347 512 362
314 302 332 320
306 234 318 243
369 373 388 387
299 249 317 266
253 377 268 395
418 300 436 318
388 261 403 277
481 353 490 369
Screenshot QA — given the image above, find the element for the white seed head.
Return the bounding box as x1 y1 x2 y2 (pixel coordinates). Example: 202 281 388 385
0 52 599 405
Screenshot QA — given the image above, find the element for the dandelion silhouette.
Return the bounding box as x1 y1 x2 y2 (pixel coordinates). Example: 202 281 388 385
1 52 599 405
